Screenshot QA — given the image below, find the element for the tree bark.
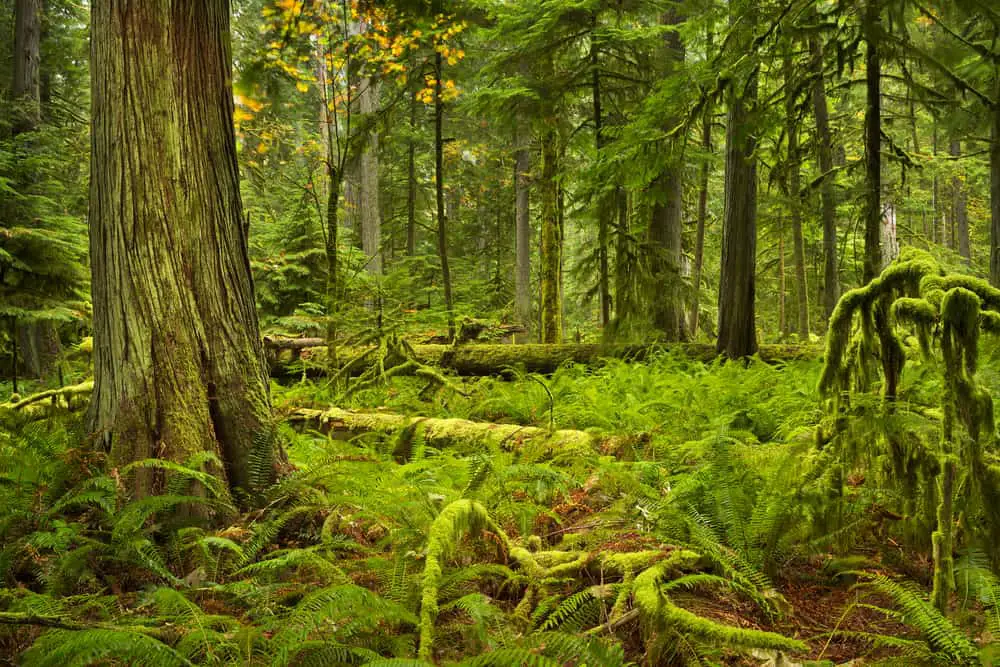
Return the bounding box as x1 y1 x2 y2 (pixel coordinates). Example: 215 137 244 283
591 17 611 329
358 77 382 274
863 0 882 284
717 5 758 359
993 68 1000 286
407 95 417 257
88 0 273 499
950 139 969 262
810 36 838 320
648 8 687 342
434 51 455 339
514 123 532 341
539 124 562 344
690 29 712 338
784 54 808 338
13 0 42 133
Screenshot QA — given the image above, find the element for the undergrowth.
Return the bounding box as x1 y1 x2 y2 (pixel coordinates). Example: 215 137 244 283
3 347 1000 664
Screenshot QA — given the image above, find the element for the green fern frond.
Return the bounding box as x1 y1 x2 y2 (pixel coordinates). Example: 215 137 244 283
21 629 192 667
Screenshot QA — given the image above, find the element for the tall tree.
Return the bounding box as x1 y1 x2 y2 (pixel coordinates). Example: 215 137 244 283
12 0 41 133
539 122 562 344
648 6 687 341
951 138 970 261
88 0 273 498
514 122 532 340
717 3 759 359
809 34 839 319
784 51 808 338
863 0 882 284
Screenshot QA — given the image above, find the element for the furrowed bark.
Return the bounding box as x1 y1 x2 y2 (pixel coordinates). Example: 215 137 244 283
515 123 532 341
863 0 882 284
88 0 273 499
539 124 562 344
810 35 839 320
717 1 759 359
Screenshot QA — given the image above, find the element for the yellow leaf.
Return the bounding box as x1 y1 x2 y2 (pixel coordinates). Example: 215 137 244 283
296 81 309 93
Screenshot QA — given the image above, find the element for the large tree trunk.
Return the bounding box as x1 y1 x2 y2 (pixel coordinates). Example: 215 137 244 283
88 0 273 499
717 7 758 359
539 124 562 344
13 0 41 133
810 36 839 320
863 0 882 284
993 70 1000 286
434 51 455 339
784 54 808 338
514 124 532 341
648 8 687 342
690 30 712 338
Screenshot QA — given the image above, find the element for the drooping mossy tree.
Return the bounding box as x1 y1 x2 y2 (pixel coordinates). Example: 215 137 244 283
88 0 274 500
819 248 1000 612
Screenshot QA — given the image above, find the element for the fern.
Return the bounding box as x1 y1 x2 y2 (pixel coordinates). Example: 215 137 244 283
21 629 192 667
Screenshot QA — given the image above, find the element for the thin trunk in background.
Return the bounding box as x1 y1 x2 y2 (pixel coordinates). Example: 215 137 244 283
591 14 611 329
434 51 455 339
514 123 532 341
690 30 713 338
951 138 970 262
784 53 808 338
539 124 562 344
863 0 882 284
407 95 417 256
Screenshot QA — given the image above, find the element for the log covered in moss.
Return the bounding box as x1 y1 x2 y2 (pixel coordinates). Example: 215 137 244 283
287 406 645 460
270 343 819 377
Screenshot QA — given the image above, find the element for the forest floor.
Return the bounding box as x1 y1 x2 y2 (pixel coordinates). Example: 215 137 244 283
0 348 997 665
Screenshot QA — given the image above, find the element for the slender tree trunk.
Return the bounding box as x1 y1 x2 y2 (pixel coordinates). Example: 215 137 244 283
13 0 41 133
326 165 342 369
951 138 970 262
591 17 611 329
407 96 417 257
539 124 562 344
359 78 381 274
8 318 17 397
785 54 808 338
514 124 532 341
778 221 786 338
691 87 711 337
717 8 758 359
88 0 273 499
648 8 686 341
614 188 631 329
434 51 454 339
863 0 882 284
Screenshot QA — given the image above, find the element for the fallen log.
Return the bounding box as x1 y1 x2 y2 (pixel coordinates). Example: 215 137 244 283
287 407 647 460
1 381 94 415
270 343 820 377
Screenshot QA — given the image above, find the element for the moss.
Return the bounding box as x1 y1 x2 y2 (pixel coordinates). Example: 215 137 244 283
632 550 806 653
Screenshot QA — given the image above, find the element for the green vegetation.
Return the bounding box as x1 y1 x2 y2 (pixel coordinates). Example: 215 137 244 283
8 0 1000 663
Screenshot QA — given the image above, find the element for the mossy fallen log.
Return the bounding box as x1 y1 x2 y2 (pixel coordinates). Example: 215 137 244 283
0 381 94 419
287 406 646 460
271 343 819 377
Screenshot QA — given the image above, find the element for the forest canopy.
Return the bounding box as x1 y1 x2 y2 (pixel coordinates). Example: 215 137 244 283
5 0 1000 664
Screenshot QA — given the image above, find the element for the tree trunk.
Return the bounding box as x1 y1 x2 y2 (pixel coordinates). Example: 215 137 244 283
539 124 562 344
13 0 41 133
717 7 758 359
691 92 711 338
326 165 342 368
88 0 273 499
434 51 455 339
514 124 532 341
268 342 821 378
950 139 970 262
591 18 611 330
648 8 687 342
358 77 381 274
993 69 1000 286
16 321 61 380
809 36 838 320
863 0 882 284
785 54 808 338
407 95 417 257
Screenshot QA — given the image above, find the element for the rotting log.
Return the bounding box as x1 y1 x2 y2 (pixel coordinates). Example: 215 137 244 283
287 407 647 460
1 381 94 417
270 343 820 378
